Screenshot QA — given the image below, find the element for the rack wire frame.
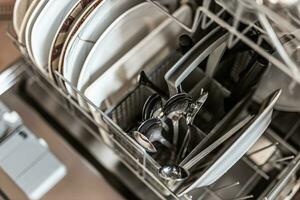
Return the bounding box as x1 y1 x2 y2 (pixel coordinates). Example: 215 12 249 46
7 0 300 199
24 54 300 200
145 0 300 84
19 55 300 200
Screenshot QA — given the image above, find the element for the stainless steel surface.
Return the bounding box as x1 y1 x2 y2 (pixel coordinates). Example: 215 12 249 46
0 64 124 200
159 165 189 182
185 91 208 125
133 131 158 153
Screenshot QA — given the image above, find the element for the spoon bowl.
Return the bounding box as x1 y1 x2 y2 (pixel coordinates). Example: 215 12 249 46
133 131 157 153
159 164 189 181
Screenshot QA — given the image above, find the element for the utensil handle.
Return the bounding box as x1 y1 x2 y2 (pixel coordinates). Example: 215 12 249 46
165 27 228 96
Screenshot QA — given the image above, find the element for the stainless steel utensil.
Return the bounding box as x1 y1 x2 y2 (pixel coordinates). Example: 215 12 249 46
142 94 163 121
186 91 208 125
134 118 172 152
158 115 252 182
133 131 158 153
168 111 184 154
176 125 191 163
159 164 189 182
163 93 192 115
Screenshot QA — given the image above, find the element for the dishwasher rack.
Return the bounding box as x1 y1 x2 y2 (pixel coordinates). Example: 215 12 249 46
146 0 300 84
9 0 300 199
24 57 300 200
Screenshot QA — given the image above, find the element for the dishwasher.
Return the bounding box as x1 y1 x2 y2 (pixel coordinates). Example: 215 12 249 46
1 0 300 199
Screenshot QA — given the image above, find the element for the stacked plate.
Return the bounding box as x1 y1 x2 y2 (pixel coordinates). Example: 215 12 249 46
13 0 192 112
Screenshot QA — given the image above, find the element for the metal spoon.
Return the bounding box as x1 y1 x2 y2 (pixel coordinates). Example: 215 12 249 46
136 93 193 153
158 115 252 182
160 91 208 162
168 111 184 147
163 93 192 116
176 125 191 163
134 118 172 152
186 91 208 125
159 164 190 181
174 91 208 163
133 131 158 153
142 94 163 121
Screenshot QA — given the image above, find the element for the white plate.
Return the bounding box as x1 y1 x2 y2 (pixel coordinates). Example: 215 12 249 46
62 0 142 97
84 5 192 111
25 0 49 66
31 0 79 74
48 0 97 80
55 1 103 88
18 0 40 57
179 90 281 195
13 0 33 35
74 2 167 100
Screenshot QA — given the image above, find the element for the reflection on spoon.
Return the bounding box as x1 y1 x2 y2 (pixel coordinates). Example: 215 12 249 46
158 115 253 183
133 131 157 153
134 118 172 152
159 164 189 181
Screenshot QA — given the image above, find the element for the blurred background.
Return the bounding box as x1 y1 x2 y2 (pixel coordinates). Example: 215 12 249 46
0 0 20 69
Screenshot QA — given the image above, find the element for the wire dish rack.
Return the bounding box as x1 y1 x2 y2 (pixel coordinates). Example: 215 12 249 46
23 51 300 200
24 53 300 200
9 0 300 199
146 0 300 84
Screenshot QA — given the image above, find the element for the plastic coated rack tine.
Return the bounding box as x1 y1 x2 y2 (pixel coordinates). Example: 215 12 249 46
247 142 279 156
260 155 295 166
229 195 254 200
212 182 240 192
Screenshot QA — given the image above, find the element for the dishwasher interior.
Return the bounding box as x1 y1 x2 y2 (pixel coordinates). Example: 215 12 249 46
3 0 300 199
